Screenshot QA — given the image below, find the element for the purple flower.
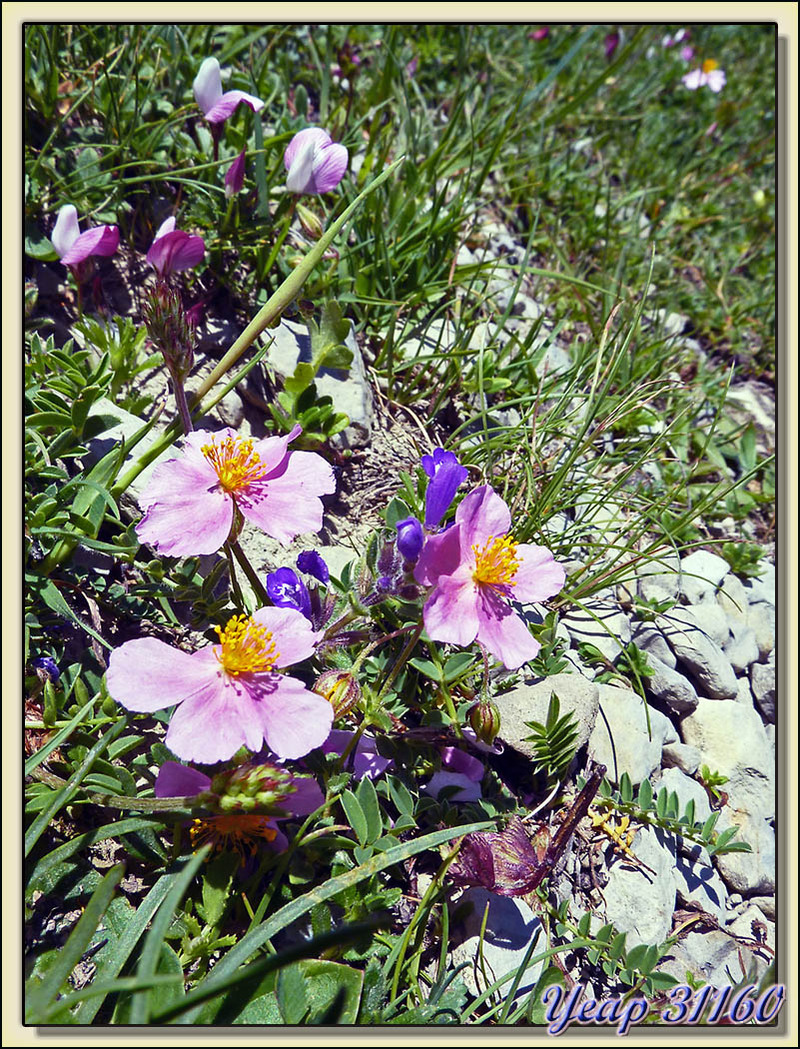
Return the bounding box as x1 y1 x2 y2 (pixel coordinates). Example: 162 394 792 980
266 567 312 620
146 217 205 278
284 128 348 195
529 26 549 41
193 57 264 125
680 45 695 62
396 516 424 561
225 149 247 198
297 550 329 585
321 729 392 780
604 31 620 61
421 448 468 529
51 204 119 268
423 746 484 803
32 656 60 683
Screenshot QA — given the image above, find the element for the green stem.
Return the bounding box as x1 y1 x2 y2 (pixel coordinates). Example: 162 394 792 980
376 622 424 704
224 541 247 610
229 539 270 607
172 374 194 435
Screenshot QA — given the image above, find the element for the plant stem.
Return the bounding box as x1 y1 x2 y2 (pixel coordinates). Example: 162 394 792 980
229 539 270 607
376 622 424 703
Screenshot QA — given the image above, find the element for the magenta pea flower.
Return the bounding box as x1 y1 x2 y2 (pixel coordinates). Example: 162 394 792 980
136 425 335 557
146 217 205 278
155 760 324 858
225 149 247 198
193 57 264 124
284 128 348 195
106 607 333 764
414 485 565 670
51 204 119 268
682 60 726 93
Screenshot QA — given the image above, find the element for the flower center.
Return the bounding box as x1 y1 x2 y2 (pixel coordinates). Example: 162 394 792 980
190 815 278 862
202 434 267 493
472 534 520 589
215 614 279 675
702 58 719 73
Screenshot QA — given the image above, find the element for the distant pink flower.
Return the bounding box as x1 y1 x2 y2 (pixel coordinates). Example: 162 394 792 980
414 486 565 669
604 31 620 61
51 204 119 267
136 425 335 556
682 60 726 93
225 149 247 198
529 26 549 41
146 217 206 277
193 56 264 124
106 607 333 763
680 45 695 63
284 128 348 195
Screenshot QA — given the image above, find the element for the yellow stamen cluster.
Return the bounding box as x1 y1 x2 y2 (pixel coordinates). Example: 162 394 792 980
190 815 278 863
702 58 719 73
472 534 520 589
201 434 267 493
215 614 279 675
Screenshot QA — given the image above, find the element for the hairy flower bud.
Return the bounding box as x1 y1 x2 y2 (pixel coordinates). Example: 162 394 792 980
313 669 362 718
209 762 296 814
467 699 502 745
144 281 196 381
296 201 324 239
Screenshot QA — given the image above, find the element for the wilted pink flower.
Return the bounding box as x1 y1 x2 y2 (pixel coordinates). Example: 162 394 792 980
225 149 247 198
155 760 324 857
284 128 348 195
106 607 333 763
193 56 264 124
682 59 726 93
414 486 565 669
146 217 206 278
51 204 119 267
136 425 335 556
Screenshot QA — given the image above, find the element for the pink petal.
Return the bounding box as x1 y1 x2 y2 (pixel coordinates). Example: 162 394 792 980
284 128 332 171
415 524 464 587
203 89 264 124
136 455 233 556
250 606 320 667
476 589 540 669
155 761 212 798
310 143 348 194
245 674 334 760
285 776 324 816
456 486 512 549
422 573 481 648
682 69 702 90
239 452 335 543
707 69 726 92
193 57 222 114
424 770 482 803
225 148 246 197
146 229 205 276
250 424 302 475
51 205 80 257
441 746 484 781
106 638 216 713
512 544 566 603
165 667 264 763
59 225 119 266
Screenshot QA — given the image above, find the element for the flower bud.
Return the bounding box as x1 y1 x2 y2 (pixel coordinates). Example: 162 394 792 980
143 281 196 381
395 516 424 561
314 669 361 717
296 201 324 239
467 700 502 745
209 762 296 814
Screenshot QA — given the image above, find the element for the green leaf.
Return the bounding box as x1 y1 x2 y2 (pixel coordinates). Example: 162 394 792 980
619 772 634 804
355 776 383 845
340 789 369 846
277 959 363 1024
199 853 237 926
637 779 653 810
284 361 316 397
308 300 354 372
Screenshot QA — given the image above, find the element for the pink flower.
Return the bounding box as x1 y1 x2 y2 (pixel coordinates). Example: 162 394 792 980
51 204 119 267
193 56 264 124
682 60 726 93
529 26 549 41
284 128 348 195
146 217 205 277
136 425 335 556
414 486 565 669
154 760 324 856
424 746 484 802
106 607 333 763
320 730 392 780
225 149 247 198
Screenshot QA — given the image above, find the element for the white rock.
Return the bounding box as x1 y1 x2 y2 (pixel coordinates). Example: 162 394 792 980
657 609 738 700
645 654 699 715
661 742 702 775
747 603 775 660
630 622 676 669
750 662 775 723
658 768 712 824
714 811 775 895
672 844 729 924
636 548 681 604
562 601 631 662
494 673 600 757
600 827 676 948
588 684 673 785
716 572 749 622
678 550 730 605
723 619 760 674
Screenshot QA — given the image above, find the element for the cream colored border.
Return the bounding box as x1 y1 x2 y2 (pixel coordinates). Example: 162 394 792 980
4 4 797 1045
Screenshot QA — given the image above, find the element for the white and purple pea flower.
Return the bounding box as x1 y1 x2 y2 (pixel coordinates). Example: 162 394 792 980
51 204 119 269
193 57 264 125
284 128 348 195
146 217 206 278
